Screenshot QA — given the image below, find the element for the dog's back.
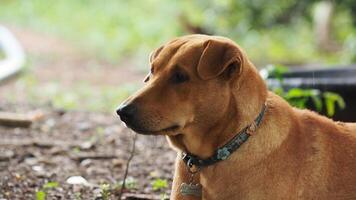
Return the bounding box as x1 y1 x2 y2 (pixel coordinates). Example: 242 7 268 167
293 108 356 199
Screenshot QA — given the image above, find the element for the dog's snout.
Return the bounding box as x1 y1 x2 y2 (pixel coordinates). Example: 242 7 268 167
116 104 137 122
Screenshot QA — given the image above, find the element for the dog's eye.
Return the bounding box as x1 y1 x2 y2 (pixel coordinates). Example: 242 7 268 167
171 71 189 84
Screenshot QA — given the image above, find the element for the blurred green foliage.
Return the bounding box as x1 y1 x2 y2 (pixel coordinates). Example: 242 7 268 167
35 190 46 200
0 0 181 62
266 65 345 116
181 0 356 64
36 181 59 200
0 0 355 112
0 0 355 65
151 178 168 191
42 182 59 189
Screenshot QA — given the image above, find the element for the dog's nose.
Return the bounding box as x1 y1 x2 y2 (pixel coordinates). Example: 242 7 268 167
116 104 137 122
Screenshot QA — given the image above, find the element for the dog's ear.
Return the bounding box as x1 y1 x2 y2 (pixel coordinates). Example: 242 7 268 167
145 46 164 82
197 39 242 80
149 45 164 64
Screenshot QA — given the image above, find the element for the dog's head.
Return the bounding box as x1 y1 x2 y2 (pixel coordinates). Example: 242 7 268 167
117 34 261 136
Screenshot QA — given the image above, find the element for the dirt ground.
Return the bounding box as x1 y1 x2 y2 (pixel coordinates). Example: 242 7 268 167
0 102 175 199
0 26 175 199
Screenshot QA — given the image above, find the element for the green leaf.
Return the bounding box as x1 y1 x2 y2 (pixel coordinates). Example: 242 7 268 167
100 183 111 200
285 88 305 98
323 92 346 116
100 183 110 191
43 182 59 189
36 190 46 200
325 97 335 117
266 64 289 81
289 97 308 109
335 95 346 110
310 95 322 111
151 178 168 191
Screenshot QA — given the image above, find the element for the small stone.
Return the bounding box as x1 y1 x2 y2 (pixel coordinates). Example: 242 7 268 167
77 122 91 132
0 150 14 161
24 157 38 166
32 165 44 172
80 159 92 167
66 176 90 186
80 141 94 150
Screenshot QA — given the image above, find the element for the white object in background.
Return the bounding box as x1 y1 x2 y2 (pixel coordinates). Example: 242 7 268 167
0 26 26 81
66 176 92 186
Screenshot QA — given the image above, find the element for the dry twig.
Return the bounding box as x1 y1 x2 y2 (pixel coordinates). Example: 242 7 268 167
71 153 117 162
0 111 44 128
118 131 138 200
123 193 162 200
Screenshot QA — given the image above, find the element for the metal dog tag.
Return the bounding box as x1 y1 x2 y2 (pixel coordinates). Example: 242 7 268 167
180 182 202 197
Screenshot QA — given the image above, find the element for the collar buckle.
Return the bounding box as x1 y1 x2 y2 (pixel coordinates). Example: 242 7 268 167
182 153 201 173
246 121 257 135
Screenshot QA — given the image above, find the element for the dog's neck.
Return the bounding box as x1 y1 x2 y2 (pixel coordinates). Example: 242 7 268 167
167 65 270 160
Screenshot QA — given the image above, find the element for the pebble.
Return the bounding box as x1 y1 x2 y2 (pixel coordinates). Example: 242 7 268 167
66 176 90 187
77 122 91 132
24 157 38 166
0 150 14 161
80 159 92 167
79 141 94 150
32 165 43 172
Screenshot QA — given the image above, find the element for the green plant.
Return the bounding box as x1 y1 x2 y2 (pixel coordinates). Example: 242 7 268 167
151 178 168 191
100 183 111 200
36 190 46 200
323 92 346 116
36 181 59 200
42 182 59 189
266 65 345 117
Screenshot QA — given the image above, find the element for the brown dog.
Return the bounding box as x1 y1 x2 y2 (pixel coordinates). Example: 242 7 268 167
117 35 356 200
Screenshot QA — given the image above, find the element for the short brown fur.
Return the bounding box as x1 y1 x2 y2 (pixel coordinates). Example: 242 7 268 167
119 35 356 200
